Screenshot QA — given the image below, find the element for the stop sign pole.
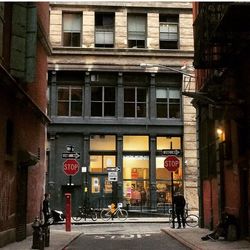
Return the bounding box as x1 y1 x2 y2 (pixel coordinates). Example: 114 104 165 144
164 153 180 229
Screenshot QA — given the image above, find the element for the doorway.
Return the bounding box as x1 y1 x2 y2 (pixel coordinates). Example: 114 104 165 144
89 174 113 209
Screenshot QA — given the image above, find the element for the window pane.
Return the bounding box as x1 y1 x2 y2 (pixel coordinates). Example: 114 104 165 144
90 155 103 173
91 87 102 101
71 102 82 116
137 88 146 102
63 13 81 32
71 88 82 101
58 102 69 116
157 104 168 118
90 135 116 151
71 33 80 47
58 88 69 100
156 137 181 150
137 103 146 117
91 177 101 193
169 104 180 118
104 102 115 116
169 89 180 99
123 136 149 151
91 102 102 116
124 103 135 117
156 89 167 99
104 87 115 101
124 88 135 102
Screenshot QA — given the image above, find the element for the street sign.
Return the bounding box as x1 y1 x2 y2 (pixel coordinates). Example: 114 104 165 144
62 152 80 159
107 167 120 172
164 155 180 172
63 159 80 176
108 171 118 182
162 149 181 156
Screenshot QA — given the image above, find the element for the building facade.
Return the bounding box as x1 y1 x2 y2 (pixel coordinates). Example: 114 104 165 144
193 2 250 237
0 2 50 247
48 2 198 215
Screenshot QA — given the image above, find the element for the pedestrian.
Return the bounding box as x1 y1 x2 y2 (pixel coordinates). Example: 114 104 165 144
201 212 238 241
43 193 51 224
173 192 186 228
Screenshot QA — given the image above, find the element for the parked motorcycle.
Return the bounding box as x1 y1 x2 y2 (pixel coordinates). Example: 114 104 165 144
48 209 65 224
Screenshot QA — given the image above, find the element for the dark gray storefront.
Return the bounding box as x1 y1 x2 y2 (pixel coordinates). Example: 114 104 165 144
47 71 184 215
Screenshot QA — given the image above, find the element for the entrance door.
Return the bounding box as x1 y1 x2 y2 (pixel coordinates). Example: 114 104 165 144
89 175 113 209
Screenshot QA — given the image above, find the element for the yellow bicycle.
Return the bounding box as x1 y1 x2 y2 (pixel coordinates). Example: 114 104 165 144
100 203 128 221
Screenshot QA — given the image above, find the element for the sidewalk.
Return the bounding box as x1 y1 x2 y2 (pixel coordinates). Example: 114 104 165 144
1 218 250 250
161 227 250 250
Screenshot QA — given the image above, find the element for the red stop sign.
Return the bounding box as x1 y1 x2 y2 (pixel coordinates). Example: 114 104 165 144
164 155 180 172
63 159 79 176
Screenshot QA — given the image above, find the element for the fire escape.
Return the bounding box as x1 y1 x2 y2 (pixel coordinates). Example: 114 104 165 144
193 2 250 106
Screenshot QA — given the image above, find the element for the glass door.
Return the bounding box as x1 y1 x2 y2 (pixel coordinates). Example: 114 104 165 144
89 175 113 209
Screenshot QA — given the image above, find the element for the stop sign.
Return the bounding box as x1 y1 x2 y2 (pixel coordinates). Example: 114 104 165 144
164 155 180 172
63 159 79 176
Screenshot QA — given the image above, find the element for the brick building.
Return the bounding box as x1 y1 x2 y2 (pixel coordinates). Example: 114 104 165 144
47 1 198 215
0 2 50 246
193 2 250 237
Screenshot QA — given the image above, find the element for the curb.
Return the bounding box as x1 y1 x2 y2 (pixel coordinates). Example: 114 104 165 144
161 228 202 250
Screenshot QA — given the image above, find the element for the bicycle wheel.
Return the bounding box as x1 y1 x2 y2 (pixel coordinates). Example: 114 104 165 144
117 209 128 221
186 214 199 227
91 211 98 221
72 212 82 221
100 209 112 221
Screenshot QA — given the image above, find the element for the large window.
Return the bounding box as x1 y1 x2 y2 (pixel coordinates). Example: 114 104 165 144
57 86 82 116
95 13 114 48
89 135 116 173
156 88 181 118
62 13 81 47
128 14 146 48
91 86 115 117
124 87 147 117
159 15 178 49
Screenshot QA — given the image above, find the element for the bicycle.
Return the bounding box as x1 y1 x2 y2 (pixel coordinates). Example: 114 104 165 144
100 204 128 221
168 206 199 227
72 205 98 221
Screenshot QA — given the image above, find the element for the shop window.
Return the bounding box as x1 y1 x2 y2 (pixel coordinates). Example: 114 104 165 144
91 86 115 117
156 88 181 118
156 136 181 150
90 155 116 173
57 86 82 116
90 135 116 151
128 14 146 48
123 135 149 151
159 15 178 49
124 87 147 117
62 13 82 47
95 12 114 48
123 181 149 206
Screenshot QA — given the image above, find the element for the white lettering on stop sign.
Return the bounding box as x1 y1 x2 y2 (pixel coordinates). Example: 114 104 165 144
63 159 79 176
164 155 180 172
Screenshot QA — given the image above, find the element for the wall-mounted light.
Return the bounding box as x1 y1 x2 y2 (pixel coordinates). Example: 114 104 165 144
216 127 225 141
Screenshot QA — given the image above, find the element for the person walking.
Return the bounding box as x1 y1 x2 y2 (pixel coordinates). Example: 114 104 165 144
43 193 51 224
173 192 186 228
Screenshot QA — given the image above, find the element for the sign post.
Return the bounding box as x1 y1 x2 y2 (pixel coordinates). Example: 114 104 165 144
164 155 180 229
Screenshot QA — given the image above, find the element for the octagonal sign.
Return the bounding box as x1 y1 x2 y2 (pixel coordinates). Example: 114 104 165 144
164 155 180 172
63 159 80 176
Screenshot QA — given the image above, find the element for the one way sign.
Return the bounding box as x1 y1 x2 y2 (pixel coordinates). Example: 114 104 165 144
62 152 80 159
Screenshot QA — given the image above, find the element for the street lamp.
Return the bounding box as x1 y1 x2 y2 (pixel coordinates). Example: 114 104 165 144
140 63 195 94
140 63 195 78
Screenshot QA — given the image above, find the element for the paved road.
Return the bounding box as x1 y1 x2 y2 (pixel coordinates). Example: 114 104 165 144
61 223 190 250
